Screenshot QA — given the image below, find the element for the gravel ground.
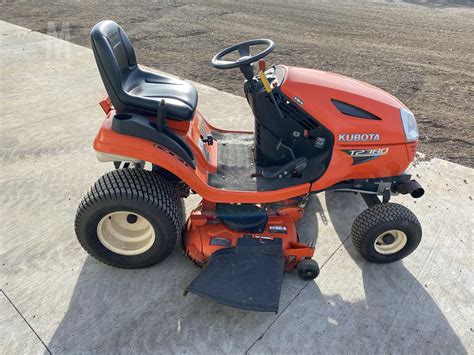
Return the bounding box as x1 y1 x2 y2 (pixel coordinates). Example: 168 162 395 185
2 0 473 166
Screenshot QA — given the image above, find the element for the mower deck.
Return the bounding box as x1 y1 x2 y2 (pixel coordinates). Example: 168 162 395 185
185 236 285 312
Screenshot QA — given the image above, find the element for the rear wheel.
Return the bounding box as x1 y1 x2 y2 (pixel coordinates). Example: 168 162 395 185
351 202 422 263
152 164 188 228
75 168 183 268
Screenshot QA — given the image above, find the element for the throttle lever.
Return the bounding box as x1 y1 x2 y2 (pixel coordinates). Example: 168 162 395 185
258 60 284 119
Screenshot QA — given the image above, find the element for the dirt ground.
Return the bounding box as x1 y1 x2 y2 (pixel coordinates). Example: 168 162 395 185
2 0 473 166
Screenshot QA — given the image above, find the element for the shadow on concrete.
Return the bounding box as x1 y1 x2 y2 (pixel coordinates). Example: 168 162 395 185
46 199 320 353
320 191 467 353
295 194 321 247
46 192 466 353
46 251 277 353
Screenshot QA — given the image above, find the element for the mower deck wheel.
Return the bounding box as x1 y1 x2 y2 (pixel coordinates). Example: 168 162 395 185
351 202 422 263
75 168 184 268
297 259 320 281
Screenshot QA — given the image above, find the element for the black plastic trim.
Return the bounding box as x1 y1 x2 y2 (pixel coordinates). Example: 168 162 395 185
332 99 381 120
275 92 319 130
216 203 268 233
111 113 195 168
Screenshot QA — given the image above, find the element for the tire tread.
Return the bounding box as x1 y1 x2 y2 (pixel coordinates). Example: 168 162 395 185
351 202 421 262
75 168 183 268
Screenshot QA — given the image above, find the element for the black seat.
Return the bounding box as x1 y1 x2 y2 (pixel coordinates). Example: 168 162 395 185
91 20 198 121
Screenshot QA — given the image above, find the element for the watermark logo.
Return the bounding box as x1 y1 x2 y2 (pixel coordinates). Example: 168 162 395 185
46 21 71 59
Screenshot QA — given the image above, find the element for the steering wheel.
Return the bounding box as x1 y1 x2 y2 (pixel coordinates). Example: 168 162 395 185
211 39 275 69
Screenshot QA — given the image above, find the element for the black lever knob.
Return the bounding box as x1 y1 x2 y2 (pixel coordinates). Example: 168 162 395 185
202 134 214 146
156 99 166 131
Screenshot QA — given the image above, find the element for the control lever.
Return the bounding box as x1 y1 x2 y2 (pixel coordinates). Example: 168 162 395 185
202 134 214 146
258 60 284 119
155 99 167 131
261 157 308 178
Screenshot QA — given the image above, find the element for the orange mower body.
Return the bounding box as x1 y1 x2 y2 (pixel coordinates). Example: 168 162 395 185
75 21 425 313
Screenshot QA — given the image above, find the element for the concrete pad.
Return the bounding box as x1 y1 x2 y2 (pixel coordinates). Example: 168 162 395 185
0 21 473 354
249 159 473 353
0 291 48 354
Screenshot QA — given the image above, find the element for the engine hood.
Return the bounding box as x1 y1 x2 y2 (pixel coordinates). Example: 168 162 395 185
280 66 405 109
278 65 408 145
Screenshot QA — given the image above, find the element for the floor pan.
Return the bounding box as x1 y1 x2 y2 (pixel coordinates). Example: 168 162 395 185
207 132 325 192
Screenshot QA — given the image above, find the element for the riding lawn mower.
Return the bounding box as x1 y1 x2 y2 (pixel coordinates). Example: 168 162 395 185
75 21 425 312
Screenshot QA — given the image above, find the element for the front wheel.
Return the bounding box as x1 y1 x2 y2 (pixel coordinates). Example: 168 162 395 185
74 169 184 268
351 203 422 263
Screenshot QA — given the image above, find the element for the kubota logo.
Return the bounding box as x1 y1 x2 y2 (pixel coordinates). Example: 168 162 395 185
338 133 380 142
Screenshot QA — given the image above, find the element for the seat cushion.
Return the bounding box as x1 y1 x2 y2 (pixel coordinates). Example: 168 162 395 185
124 70 198 121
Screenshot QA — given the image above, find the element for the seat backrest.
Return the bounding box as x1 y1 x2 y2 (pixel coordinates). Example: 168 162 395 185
90 21 137 110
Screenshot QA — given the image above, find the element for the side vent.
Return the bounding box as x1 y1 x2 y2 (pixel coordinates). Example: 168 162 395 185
332 99 381 120
275 93 319 130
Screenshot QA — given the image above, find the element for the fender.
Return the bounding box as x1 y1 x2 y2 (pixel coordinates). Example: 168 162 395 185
93 117 311 203
111 112 195 167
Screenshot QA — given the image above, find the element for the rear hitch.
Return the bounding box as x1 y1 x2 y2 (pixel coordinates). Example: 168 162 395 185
395 179 425 198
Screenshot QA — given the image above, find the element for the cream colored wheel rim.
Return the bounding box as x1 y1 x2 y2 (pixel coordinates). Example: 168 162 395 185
374 230 407 255
97 211 155 256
